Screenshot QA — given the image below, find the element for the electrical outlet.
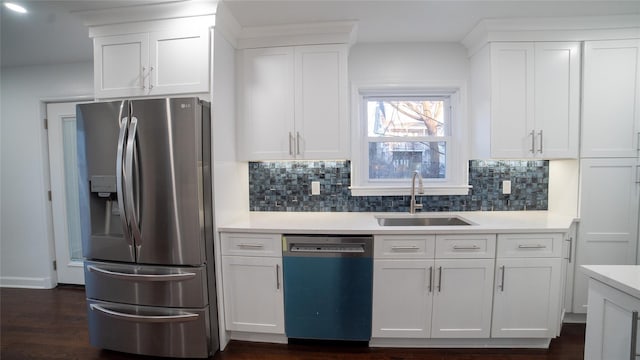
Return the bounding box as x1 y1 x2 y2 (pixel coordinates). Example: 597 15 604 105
502 180 511 195
311 181 321 195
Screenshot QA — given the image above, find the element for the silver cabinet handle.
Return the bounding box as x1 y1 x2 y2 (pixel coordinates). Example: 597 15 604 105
437 266 442 292
90 304 199 323
87 265 196 282
499 265 505 292
518 244 546 249
636 165 640 184
631 311 639 360
537 130 543 153
391 245 420 251
529 130 536 154
427 266 433 293
288 132 294 156
637 132 640 151
276 264 281 290
452 245 480 250
148 66 154 89
238 243 264 249
296 132 301 156
141 66 146 89
565 237 573 263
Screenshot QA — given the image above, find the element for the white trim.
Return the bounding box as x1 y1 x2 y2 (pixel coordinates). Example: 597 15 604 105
350 185 471 197
0 276 56 289
370 337 552 348
350 81 469 197
77 0 217 28
463 15 640 56
89 15 215 38
235 21 358 49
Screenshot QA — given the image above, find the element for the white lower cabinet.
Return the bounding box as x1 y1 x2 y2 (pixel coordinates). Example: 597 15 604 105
372 234 495 339
221 233 284 334
585 277 640 360
431 259 495 338
492 234 563 338
372 259 433 338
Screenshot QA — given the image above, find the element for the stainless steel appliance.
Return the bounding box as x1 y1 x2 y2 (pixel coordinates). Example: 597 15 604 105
282 235 374 341
77 97 218 358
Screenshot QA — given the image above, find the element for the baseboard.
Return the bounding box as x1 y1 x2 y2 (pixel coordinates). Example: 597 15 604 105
0 276 55 289
562 313 587 323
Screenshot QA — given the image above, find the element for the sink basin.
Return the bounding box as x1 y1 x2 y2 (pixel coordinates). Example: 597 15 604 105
376 215 473 226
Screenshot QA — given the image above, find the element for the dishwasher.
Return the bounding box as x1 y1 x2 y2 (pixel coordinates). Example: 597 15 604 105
282 235 373 342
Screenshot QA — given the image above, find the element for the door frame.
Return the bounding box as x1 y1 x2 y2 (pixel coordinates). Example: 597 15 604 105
41 96 93 287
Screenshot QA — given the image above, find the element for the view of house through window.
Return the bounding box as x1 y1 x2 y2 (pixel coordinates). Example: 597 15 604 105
366 97 450 181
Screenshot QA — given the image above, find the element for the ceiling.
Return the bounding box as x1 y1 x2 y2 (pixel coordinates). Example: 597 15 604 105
1 0 639 68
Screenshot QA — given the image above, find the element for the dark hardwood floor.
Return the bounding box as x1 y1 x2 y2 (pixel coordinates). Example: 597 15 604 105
1 286 585 360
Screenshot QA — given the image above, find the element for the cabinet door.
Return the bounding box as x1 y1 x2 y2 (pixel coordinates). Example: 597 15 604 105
431 259 494 338
582 39 640 157
148 29 209 95
94 33 149 98
490 43 535 158
492 258 561 338
239 47 295 160
371 259 432 338
573 158 640 313
584 279 640 360
222 256 284 334
534 42 580 158
294 45 349 159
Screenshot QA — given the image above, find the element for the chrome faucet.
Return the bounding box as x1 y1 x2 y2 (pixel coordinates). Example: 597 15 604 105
409 170 424 214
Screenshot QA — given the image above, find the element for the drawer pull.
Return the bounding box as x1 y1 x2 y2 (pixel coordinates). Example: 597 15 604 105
391 246 420 251
453 245 481 250
518 244 546 249
90 304 199 323
238 243 265 249
630 311 639 360
87 265 196 282
499 265 506 292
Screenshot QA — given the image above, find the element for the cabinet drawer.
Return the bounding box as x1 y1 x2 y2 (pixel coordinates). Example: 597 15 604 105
497 233 563 258
435 234 496 258
374 235 435 259
221 233 282 257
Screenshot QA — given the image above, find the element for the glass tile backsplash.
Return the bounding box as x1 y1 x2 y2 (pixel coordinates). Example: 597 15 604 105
248 160 548 212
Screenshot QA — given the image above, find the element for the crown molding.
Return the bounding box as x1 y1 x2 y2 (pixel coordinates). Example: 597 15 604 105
234 21 358 49
463 14 640 56
75 0 218 28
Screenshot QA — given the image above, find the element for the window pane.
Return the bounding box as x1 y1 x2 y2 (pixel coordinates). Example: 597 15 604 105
369 141 446 180
367 100 445 137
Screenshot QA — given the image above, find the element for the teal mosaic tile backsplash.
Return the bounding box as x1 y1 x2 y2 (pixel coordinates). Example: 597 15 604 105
248 160 548 212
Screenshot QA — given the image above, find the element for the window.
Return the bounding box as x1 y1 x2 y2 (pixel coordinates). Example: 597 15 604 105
350 86 469 196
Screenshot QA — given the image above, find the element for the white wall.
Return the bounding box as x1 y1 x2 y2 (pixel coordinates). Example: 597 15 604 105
0 61 93 288
349 42 469 83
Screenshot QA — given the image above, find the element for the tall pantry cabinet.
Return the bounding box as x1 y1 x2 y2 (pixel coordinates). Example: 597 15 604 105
572 39 640 313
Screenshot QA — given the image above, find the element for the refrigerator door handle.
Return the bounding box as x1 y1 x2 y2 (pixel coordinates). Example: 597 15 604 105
124 117 143 254
90 304 200 323
87 265 197 282
116 101 134 258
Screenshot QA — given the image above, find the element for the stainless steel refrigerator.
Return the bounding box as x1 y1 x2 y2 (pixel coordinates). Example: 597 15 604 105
76 97 218 358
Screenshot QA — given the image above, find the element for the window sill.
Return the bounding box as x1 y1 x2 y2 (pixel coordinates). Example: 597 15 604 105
349 185 472 197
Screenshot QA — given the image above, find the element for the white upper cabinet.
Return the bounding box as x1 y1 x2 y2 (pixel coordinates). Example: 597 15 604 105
490 42 580 159
92 23 210 99
581 39 640 158
238 44 349 161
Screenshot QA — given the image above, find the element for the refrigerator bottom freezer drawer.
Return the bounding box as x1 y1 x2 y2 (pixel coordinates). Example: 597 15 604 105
84 261 208 308
87 300 211 358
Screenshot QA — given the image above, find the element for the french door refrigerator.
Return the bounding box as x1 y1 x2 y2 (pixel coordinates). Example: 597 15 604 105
76 97 218 358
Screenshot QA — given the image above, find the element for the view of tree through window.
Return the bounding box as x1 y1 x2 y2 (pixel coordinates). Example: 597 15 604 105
366 98 449 180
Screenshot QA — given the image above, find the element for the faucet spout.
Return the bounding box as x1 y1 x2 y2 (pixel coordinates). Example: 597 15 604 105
409 171 424 214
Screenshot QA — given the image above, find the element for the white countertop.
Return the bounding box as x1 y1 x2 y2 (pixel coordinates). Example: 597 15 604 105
218 211 577 235
582 265 640 300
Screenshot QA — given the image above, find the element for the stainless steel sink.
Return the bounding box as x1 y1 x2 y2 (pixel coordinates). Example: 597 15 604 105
376 215 473 226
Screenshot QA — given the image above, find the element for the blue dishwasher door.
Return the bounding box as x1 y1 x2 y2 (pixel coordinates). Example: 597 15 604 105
283 254 373 341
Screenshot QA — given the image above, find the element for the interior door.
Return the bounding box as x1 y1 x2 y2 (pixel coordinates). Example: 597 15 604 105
46 102 87 284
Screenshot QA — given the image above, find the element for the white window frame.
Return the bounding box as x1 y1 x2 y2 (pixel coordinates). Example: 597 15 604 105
350 82 470 196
